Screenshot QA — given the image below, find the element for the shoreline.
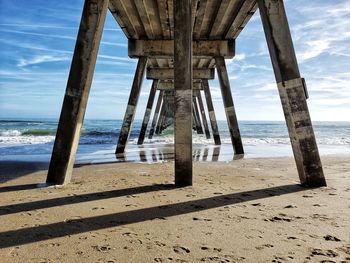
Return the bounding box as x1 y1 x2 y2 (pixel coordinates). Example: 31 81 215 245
1 141 350 165
1 152 349 183
1 155 350 262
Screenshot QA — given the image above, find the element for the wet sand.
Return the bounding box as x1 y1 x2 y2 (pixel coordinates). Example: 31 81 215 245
0 155 349 262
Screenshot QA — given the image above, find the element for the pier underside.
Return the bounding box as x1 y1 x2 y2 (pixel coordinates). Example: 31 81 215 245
47 0 326 188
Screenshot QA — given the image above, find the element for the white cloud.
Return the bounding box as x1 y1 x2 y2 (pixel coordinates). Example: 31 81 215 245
235 53 246 61
298 40 330 62
17 55 69 67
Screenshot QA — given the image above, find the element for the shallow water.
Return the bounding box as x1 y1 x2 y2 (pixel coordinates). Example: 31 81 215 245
0 119 349 164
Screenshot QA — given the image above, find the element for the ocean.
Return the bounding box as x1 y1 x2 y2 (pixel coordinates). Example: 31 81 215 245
0 119 349 164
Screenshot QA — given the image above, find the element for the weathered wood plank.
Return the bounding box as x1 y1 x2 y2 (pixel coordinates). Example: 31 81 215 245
109 0 257 41
119 0 147 39
209 0 234 39
225 0 257 39
174 0 193 186
200 1 221 38
108 1 137 38
134 0 155 38
167 0 174 39
47 0 109 185
193 0 208 39
145 0 163 38
128 39 235 58
116 57 147 154
215 56 244 154
258 0 326 187
157 0 171 38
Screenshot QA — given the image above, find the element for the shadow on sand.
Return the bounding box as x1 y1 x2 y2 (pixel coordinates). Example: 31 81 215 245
0 183 307 249
0 161 49 184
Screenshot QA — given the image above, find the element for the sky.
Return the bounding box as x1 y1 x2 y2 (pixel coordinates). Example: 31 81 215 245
0 0 349 121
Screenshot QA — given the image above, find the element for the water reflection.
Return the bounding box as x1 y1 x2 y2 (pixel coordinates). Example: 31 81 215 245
75 143 245 165
112 144 239 163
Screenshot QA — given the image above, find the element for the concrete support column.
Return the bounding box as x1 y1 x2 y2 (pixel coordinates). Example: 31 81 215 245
155 98 166 135
116 56 147 154
149 90 163 138
193 96 204 134
215 56 244 154
174 0 193 186
258 0 326 186
195 90 211 139
46 0 109 185
202 80 221 145
138 80 158 144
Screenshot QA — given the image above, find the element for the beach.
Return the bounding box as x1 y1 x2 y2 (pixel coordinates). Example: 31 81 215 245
1 155 349 262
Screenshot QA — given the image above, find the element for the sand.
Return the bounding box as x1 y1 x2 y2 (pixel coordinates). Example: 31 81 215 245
0 155 349 263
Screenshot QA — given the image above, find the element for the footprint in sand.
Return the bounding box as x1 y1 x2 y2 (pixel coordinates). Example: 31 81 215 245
200 246 222 252
92 245 112 252
193 217 212 221
323 235 341 242
173 245 190 254
284 204 297 209
266 215 292 222
310 248 338 258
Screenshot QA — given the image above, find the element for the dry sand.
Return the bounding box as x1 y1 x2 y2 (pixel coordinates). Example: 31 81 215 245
0 155 349 263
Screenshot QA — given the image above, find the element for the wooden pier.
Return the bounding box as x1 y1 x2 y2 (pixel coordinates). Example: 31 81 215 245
47 0 326 187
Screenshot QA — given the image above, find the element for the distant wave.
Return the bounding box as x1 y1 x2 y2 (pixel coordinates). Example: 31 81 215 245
1 128 349 146
22 129 56 136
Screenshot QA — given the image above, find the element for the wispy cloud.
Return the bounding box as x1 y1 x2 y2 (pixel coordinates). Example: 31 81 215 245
17 55 70 67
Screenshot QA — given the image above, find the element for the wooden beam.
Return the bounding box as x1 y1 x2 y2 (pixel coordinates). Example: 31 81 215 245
148 90 163 139
137 80 158 145
258 0 326 187
202 80 221 145
215 56 244 154
195 90 211 139
116 57 147 154
46 0 109 185
174 0 193 186
128 39 235 58
157 81 202 90
147 68 214 80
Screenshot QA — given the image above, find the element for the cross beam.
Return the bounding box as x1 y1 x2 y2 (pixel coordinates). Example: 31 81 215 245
147 68 214 80
157 81 202 90
129 39 235 59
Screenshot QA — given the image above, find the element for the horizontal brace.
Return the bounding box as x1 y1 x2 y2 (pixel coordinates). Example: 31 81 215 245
147 68 215 80
129 39 235 59
158 81 202 90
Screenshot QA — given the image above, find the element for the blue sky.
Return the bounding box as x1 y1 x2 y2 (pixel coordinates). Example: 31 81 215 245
0 0 349 121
